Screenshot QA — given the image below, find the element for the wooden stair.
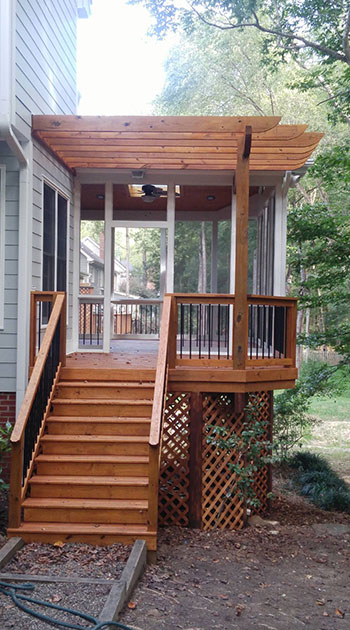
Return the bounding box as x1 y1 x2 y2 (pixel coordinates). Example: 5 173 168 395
8 368 157 550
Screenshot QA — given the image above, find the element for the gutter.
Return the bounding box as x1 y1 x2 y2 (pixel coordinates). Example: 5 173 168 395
0 0 33 412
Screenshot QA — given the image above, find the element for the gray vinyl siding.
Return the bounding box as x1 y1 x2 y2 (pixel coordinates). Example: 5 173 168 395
15 0 77 139
32 140 74 343
0 145 19 392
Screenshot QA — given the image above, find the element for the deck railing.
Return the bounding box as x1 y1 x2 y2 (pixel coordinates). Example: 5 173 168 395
9 292 66 529
170 293 297 368
79 295 104 348
112 299 162 338
147 295 172 535
29 291 64 369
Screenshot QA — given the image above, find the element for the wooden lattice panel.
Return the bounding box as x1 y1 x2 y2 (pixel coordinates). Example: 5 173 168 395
158 393 190 526
248 391 271 516
202 394 245 530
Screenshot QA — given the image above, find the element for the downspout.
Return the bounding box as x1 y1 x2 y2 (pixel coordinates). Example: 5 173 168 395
0 0 33 413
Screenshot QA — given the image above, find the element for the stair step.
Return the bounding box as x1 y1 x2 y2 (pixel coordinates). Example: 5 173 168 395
29 475 148 499
60 368 156 382
8 523 157 549
35 454 148 476
46 417 151 436
51 399 153 417
41 435 149 456
23 498 148 524
57 381 154 400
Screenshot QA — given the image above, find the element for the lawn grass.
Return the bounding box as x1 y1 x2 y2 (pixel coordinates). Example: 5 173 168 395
308 372 350 422
302 369 350 482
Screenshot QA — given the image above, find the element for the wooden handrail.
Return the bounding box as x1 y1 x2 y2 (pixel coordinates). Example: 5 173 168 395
149 295 172 447
11 293 66 444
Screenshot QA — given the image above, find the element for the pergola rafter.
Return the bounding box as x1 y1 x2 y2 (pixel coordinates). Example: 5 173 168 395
32 115 323 173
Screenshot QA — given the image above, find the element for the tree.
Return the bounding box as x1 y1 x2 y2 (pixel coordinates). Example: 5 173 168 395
130 0 350 120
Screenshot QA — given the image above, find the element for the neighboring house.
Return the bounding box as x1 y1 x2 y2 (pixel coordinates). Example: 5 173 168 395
80 235 127 294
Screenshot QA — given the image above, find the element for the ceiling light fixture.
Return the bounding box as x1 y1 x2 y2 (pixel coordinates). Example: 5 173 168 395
96 193 105 200
207 195 216 201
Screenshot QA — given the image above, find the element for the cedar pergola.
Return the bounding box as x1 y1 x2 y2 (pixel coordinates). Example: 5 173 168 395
32 115 322 369
31 115 322 172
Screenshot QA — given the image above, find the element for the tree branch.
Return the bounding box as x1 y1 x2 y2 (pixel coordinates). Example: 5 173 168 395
187 3 348 64
343 8 350 64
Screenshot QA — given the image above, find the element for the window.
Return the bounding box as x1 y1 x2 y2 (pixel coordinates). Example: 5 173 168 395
0 165 5 329
43 182 68 293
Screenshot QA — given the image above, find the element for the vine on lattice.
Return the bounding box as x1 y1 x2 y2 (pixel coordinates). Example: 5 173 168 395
249 391 271 515
158 392 190 526
202 392 272 529
202 394 246 530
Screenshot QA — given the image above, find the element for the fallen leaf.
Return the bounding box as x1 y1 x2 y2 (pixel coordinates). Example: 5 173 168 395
316 599 325 606
128 602 137 610
53 541 65 548
235 604 245 617
335 609 344 618
51 595 62 603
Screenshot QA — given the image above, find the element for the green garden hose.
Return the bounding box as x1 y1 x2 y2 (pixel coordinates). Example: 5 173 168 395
0 580 138 630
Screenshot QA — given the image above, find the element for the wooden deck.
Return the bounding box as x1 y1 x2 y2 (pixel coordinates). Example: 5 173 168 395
67 340 159 370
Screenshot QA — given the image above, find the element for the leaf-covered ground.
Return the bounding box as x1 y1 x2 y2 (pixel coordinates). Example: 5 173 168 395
121 494 350 630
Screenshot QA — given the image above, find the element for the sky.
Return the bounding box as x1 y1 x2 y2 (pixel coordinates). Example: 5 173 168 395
77 0 171 115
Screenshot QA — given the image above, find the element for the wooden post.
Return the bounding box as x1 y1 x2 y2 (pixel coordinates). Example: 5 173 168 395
8 440 23 529
268 391 273 497
233 127 251 369
29 292 36 370
59 293 67 367
167 295 177 369
286 300 297 367
189 392 203 529
148 445 160 534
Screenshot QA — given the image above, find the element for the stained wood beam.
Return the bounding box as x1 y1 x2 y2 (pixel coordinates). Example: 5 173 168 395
233 128 250 369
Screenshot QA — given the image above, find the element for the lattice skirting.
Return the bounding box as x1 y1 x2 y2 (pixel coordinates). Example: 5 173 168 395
158 393 190 526
158 391 272 530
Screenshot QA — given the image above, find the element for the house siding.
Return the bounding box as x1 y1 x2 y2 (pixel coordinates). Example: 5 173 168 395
0 145 19 393
32 140 75 344
15 0 77 139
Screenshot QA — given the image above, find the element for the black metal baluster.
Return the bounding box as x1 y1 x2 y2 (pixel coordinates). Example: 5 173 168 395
180 303 184 358
189 304 192 358
208 304 211 359
218 304 221 359
198 304 202 359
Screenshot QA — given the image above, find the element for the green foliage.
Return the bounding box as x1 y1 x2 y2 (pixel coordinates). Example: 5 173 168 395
288 451 350 512
207 396 273 510
273 361 339 460
0 422 12 493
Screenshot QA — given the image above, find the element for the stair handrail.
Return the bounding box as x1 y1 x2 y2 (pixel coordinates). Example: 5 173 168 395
8 292 66 529
147 295 172 536
149 294 172 447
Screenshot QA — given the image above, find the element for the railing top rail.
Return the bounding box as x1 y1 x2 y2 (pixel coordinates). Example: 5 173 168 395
247 294 298 304
11 293 65 445
78 295 104 303
112 298 163 305
149 294 172 448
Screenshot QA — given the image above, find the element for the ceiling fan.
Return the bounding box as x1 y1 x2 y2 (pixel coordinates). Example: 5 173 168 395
141 184 181 203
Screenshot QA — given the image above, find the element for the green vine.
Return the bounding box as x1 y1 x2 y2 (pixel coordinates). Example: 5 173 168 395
206 396 274 519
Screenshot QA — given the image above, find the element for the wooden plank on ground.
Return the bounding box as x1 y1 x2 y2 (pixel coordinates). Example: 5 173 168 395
0 573 118 585
98 539 146 623
0 538 24 570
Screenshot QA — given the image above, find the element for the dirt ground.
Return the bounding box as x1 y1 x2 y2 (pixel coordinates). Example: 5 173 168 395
0 490 349 630
120 493 350 630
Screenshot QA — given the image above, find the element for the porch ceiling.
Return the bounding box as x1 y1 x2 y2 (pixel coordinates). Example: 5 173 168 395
31 115 323 173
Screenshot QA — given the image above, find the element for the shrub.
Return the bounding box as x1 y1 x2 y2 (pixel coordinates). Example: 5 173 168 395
0 422 12 492
288 451 350 513
273 361 340 460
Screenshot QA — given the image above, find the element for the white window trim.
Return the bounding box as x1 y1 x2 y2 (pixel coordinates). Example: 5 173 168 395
41 177 70 316
0 165 6 330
